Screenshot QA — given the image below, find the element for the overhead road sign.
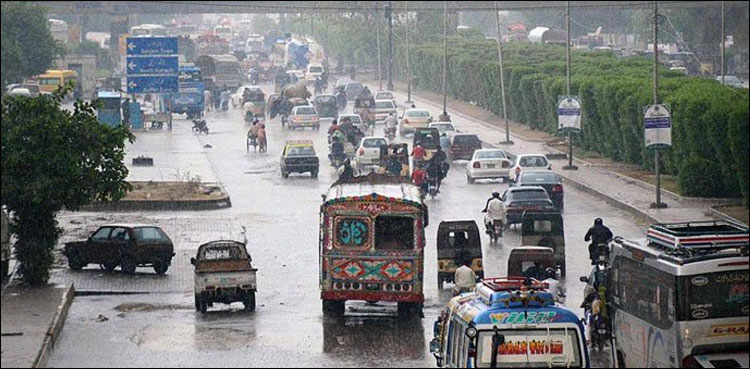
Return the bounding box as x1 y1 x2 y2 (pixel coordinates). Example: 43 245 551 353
126 37 178 55
126 76 178 94
126 56 179 75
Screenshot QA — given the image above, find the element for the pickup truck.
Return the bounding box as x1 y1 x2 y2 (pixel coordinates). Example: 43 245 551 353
191 239 257 313
63 224 175 275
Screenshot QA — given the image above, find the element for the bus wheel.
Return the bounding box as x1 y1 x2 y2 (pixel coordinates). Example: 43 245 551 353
323 299 344 317
617 351 626 368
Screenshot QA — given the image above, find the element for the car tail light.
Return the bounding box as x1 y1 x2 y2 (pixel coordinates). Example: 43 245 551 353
502 161 509 168
552 185 563 193
473 162 481 168
358 147 365 155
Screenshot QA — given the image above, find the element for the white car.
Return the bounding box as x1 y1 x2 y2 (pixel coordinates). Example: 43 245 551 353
288 105 320 130
466 149 512 183
428 121 457 137
509 154 551 182
8 88 32 97
231 85 263 108
373 99 397 122
337 114 368 134
715 75 743 88
374 91 396 106
353 137 388 171
306 63 324 81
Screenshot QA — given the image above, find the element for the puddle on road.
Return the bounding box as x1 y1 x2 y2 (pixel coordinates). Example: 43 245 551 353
131 322 256 352
115 302 190 313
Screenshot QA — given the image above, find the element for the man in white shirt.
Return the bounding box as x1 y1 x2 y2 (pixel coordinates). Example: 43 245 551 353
541 267 565 304
453 257 477 296
482 191 506 235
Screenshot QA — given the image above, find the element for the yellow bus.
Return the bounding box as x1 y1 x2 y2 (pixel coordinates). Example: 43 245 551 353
35 70 79 94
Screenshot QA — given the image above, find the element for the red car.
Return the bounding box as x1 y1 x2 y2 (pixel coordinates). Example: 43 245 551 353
449 134 482 161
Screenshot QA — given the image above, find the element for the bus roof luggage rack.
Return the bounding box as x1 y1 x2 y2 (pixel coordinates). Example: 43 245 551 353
647 220 749 250
477 277 554 308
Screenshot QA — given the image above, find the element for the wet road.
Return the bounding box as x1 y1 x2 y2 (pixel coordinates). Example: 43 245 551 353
47 81 646 367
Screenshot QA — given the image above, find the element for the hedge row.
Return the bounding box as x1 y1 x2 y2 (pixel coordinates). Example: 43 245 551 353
395 40 749 203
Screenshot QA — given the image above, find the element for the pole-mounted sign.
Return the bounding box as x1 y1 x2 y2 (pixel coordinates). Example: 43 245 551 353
643 104 672 148
557 96 581 132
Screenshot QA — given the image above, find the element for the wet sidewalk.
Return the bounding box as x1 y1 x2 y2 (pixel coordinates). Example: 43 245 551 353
368 79 729 224
1 283 74 368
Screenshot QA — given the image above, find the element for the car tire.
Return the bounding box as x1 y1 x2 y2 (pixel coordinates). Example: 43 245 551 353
68 253 86 271
282 171 289 179
120 256 137 275
467 175 475 184
153 260 169 275
244 291 256 312
311 170 318 178
194 295 202 312
103 261 118 273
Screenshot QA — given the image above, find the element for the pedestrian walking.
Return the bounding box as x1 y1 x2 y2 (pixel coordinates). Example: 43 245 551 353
204 89 212 113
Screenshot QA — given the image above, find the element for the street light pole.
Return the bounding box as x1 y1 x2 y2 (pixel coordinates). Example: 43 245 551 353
376 4 383 90
562 0 578 170
494 1 513 145
441 0 449 120
721 1 725 85
387 2 394 92
405 1 413 102
650 0 666 208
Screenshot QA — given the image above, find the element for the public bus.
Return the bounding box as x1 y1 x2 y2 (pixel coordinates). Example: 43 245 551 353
130 24 167 37
170 64 204 119
34 70 78 99
319 173 427 317
194 54 242 89
609 221 749 368
431 277 589 368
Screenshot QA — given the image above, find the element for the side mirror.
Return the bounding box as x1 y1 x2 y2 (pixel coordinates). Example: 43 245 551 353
190 257 197 266
579 276 589 283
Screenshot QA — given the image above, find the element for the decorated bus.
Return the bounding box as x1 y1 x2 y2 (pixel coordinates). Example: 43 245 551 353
430 277 589 368
319 173 428 317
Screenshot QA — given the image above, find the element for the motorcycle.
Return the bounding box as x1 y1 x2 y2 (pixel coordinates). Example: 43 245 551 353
427 176 439 199
486 219 504 243
220 98 229 112
329 151 346 167
384 126 396 140
192 118 209 135
585 306 609 352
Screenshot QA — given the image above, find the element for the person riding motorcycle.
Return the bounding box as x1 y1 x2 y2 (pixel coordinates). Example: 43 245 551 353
425 156 444 193
411 144 426 168
384 112 398 137
541 267 565 304
338 158 355 179
411 164 429 199
482 191 506 236
585 218 613 265
314 77 324 94
453 256 478 296
385 154 403 176
330 136 345 165
327 119 340 142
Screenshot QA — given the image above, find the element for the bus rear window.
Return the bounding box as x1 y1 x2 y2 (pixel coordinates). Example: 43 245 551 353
678 270 749 320
477 329 583 368
375 216 414 251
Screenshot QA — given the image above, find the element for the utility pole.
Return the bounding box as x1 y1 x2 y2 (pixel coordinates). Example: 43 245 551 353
386 2 394 92
405 1 413 102
441 0 449 120
721 1 725 85
311 13 314 35
495 1 512 144
650 0 666 208
376 4 383 90
562 0 578 170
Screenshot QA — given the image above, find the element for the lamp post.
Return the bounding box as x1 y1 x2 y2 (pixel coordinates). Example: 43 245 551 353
376 4 383 90
650 1 667 209
440 0 450 121
562 0 578 170
386 2 394 92
405 1 413 102
495 1 513 145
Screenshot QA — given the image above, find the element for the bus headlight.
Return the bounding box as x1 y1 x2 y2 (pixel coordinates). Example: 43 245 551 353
465 326 478 339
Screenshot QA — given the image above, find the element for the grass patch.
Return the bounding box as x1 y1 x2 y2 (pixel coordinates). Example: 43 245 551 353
713 205 749 225
615 170 680 194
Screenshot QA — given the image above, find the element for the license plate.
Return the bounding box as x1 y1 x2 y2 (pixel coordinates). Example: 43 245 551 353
486 164 495 168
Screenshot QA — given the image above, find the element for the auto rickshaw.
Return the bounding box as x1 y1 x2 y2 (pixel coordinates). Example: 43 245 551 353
520 211 566 276
436 221 484 289
353 94 376 124
507 246 556 279
242 89 266 122
413 127 441 161
376 143 410 177
313 94 338 119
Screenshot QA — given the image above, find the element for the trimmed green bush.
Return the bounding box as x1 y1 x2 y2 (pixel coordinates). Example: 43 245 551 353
678 157 719 198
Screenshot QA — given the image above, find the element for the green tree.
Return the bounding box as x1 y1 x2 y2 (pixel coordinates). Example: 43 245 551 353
1 85 135 285
1 2 64 89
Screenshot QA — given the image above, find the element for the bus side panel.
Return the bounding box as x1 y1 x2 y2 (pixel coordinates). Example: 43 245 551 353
614 310 676 368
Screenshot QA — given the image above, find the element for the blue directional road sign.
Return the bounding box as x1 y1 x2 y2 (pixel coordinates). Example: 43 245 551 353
126 56 179 75
126 37 178 56
127 76 179 94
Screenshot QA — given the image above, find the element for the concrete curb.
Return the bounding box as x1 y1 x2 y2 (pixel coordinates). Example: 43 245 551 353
33 283 75 368
708 206 748 226
80 195 232 212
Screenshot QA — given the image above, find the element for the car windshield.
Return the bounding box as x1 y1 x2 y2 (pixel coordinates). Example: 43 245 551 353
476 150 506 159
453 135 480 145
519 156 549 167
202 246 244 260
510 189 549 200
316 96 335 103
406 110 430 118
295 107 317 115
342 116 361 124
376 92 393 99
363 139 387 148
375 101 394 109
134 227 169 241
434 124 454 132
520 172 559 183
287 146 316 156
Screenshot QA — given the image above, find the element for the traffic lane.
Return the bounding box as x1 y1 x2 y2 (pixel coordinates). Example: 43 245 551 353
46 293 435 368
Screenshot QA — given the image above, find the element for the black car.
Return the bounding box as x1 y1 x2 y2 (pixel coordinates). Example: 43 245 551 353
501 186 557 225
514 170 564 210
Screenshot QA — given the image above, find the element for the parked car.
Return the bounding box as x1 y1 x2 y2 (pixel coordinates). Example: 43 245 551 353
8 88 32 97
399 108 433 136
353 137 388 171
428 121 457 137
280 140 319 178
63 224 175 275
715 75 743 88
466 149 512 183
513 170 564 210
10 82 41 97
373 99 397 123
501 187 556 226
288 105 320 130
509 154 551 182
449 133 482 161
191 238 257 313
374 90 396 106
231 85 263 108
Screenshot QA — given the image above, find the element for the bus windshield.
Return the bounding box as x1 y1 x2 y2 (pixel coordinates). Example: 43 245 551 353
477 329 583 368
678 269 749 321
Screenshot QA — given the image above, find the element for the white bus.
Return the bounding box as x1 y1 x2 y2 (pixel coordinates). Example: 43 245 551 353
130 24 167 37
609 221 749 368
48 19 68 43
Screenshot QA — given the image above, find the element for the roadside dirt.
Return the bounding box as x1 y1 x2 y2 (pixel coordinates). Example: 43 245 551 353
126 181 226 201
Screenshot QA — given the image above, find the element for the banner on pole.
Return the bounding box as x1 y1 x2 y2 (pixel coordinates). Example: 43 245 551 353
643 104 672 148
557 96 581 132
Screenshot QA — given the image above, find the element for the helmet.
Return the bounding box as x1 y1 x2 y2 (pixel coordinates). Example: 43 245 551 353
544 267 556 279
492 191 500 198
594 218 603 226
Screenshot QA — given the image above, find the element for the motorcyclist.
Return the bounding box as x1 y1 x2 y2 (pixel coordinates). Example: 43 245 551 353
411 164 429 199
314 77 323 94
425 156 444 193
384 112 398 136
541 267 565 304
385 154 403 176
481 191 506 235
411 144 426 168
330 136 345 164
585 218 613 265
219 89 230 111
328 119 340 136
452 256 478 296
338 158 355 179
